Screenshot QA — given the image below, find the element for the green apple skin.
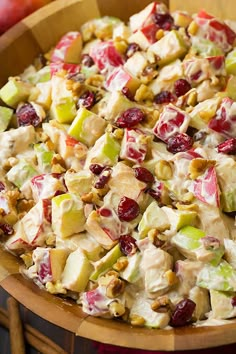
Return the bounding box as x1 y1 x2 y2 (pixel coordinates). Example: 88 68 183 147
148 30 188 66
0 106 13 132
162 207 197 232
197 260 236 292
90 244 123 281
50 97 77 124
34 143 54 173
224 75 236 101
68 107 106 147
64 170 93 197
138 201 170 239
192 37 223 57
119 252 142 283
210 289 236 319
0 78 31 108
226 49 236 75
61 247 93 292
51 193 85 238
6 160 38 189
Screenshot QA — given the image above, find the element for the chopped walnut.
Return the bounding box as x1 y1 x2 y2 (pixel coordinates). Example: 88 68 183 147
85 74 104 88
134 84 154 102
106 277 125 298
151 295 173 312
17 199 35 213
189 159 215 179
113 257 128 272
129 314 146 326
109 301 126 317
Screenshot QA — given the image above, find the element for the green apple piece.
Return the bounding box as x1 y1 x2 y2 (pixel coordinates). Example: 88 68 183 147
162 207 197 232
61 247 93 292
191 37 223 57
0 106 13 132
90 244 123 281
189 286 210 321
225 75 236 100
226 49 236 75
102 92 134 122
34 143 54 173
138 201 170 239
224 239 236 269
210 289 236 319
189 97 221 130
27 66 51 84
81 65 98 78
172 226 205 250
68 107 106 147
216 157 236 212
85 132 120 167
0 78 32 108
64 169 93 197
49 248 69 282
51 193 85 238
6 159 38 189
197 260 236 292
129 296 170 328
119 252 141 283
148 30 188 66
50 97 76 124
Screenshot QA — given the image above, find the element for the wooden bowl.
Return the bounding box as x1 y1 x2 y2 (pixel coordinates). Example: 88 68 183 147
1 0 236 350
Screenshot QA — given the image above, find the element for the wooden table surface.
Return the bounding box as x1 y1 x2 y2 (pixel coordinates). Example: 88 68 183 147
0 286 97 354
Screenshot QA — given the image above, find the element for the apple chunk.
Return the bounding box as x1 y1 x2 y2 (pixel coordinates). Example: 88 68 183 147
0 106 13 132
51 193 85 238
61 247 93 292
105 67 141 94
51 31 82 64
0 78 32 108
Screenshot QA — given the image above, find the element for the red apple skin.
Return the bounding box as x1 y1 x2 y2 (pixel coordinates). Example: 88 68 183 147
0 0 52 34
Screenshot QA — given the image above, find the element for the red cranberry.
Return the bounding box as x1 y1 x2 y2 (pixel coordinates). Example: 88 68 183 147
167 133 193 154
77 91 96 109
0 181 5 192
126 43 140 58
53 190 65 197
154 91 175 104
0 223 14 235
81 54 94 67
94 168 111 189
16 103 41 127
217 138 236 154
89 164 105 175
153 13 174 30
174 79 191 97
99 208 112 217
119 234 137 255
116 108 145 128
231 297 236 307
117 196 140 222
146 187 161 201
121 87 134 101
134 167 154 183
170 299 196 327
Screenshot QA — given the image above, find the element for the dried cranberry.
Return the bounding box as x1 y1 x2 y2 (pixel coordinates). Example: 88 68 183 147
77 91 96 109
16 103 41 127
170 299 196 327
116 108 145 128
121 87 134 101
174 79 191 97
146 187 161 201
0 181 5 192
134 167 154 183
89 164 105 175
217 138 236 154
154 91 175 104
119 234 137 255
53 190 65 197
231 297 236 307
94 168 111 189
117 196 140 222
167 133 193 154
81 54 94 67
99 208 112 217
0 223 14 235
153 13 174 30
126 43 140 58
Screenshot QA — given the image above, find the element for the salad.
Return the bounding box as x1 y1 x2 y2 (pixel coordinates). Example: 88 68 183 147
0 1 236 329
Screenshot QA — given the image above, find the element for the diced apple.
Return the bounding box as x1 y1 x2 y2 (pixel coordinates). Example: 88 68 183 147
64 169 93 197
153 104 190 142
148 30 188 66
119 252 142 283
129 2 167 32
105 67 141 94
0 78 32 108
224 75 236 101
120 128 148 164
192 166 220 207
90 40 123 73
81 287 111 316
61 247 93 292
124 51 148 79
35 82 52 110
34 143 55 174
5 222 30 254
189 97 221 130
85 132 120 167
50 62 80 77
90 244 123 281
7 159 38 190
189 286 210 320
173 11 192 28
226 49 236 75
224 239 236 269
68 107 106 146
100 92 135 122
113 23 131 41
51 31 82 64
208 97 236 137
85 210 118 250
138 201 170 239
129 296 170 328
128 23 159 50
51 193 85 238
30 173 66 202
50 97 77 124
0 106 13 132
24 66 51 84
0 194 18 225
216 157 236 212
162 207 197 234
210 289 236 319
197 260 236 292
